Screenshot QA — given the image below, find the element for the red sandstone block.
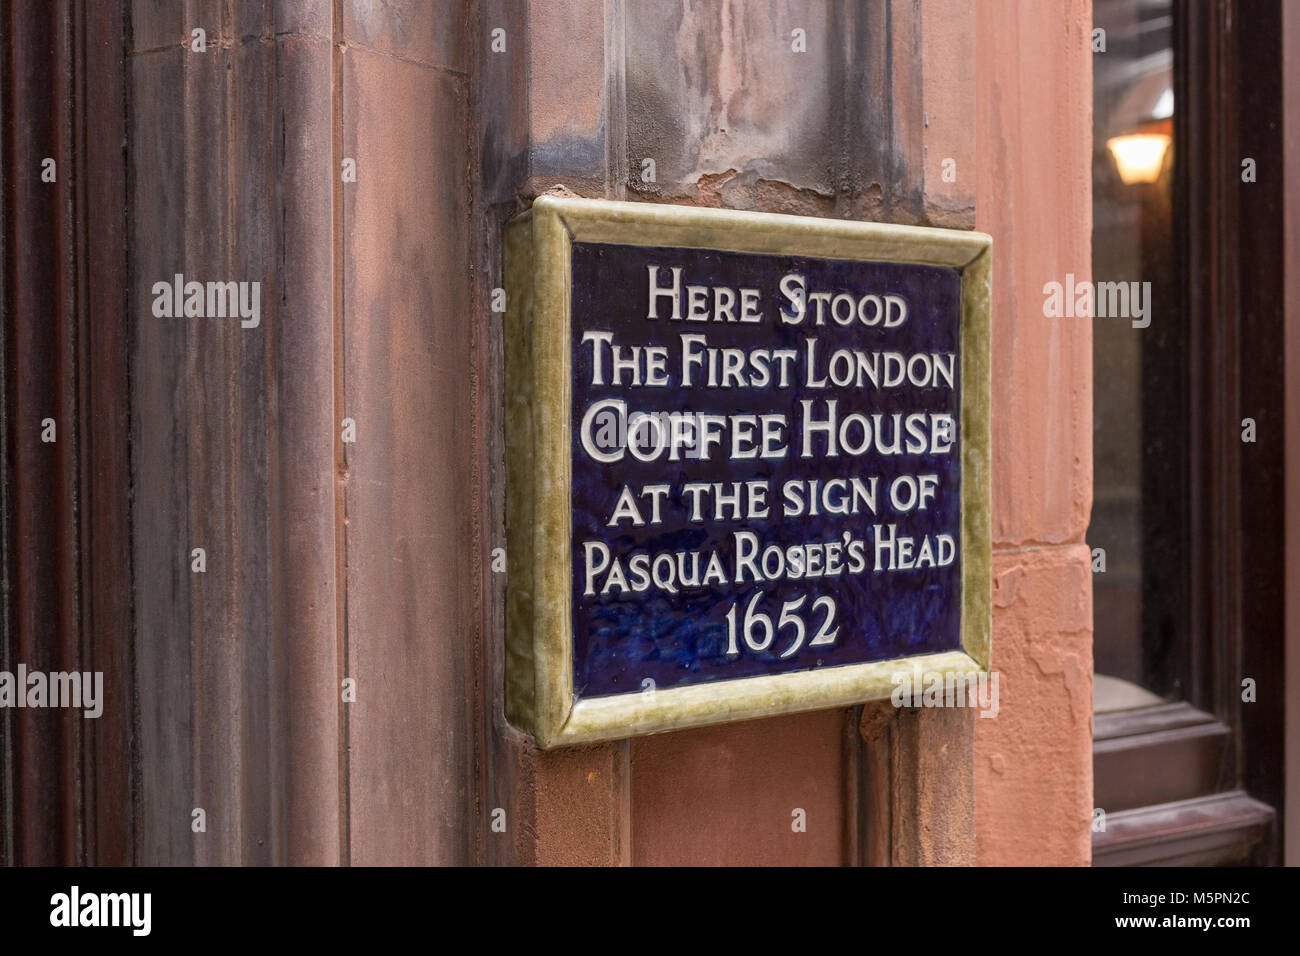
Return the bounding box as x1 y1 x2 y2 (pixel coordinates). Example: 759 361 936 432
976 0 1094 548
976 544 1095 866
344 0 466 74
342 48 475 865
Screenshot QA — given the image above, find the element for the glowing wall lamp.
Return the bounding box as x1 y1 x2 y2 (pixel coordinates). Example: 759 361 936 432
1106 131 1172 185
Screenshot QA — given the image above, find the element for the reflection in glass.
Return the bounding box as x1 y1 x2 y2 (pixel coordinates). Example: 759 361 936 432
1090 0 1180 713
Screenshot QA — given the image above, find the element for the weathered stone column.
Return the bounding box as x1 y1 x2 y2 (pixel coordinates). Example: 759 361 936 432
479 0 980 865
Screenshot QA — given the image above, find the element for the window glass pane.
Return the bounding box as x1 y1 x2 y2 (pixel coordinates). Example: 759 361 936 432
1090 0 1181 712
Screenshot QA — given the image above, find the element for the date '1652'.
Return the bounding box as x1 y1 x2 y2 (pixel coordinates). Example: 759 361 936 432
724 592 839 659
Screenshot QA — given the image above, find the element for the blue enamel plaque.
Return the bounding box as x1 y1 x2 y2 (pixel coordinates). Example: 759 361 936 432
568 241 964 699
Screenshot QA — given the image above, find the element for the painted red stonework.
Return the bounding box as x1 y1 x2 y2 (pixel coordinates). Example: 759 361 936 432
974 0 1096 866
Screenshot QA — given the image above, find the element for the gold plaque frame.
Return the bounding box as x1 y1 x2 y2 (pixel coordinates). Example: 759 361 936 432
505 196 992 749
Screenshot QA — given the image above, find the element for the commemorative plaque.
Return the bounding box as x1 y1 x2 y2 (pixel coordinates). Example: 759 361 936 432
505 197 991 748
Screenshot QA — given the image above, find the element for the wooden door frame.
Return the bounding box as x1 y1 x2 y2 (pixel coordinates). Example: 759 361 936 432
1092 0 1286 866
0 0 133 865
